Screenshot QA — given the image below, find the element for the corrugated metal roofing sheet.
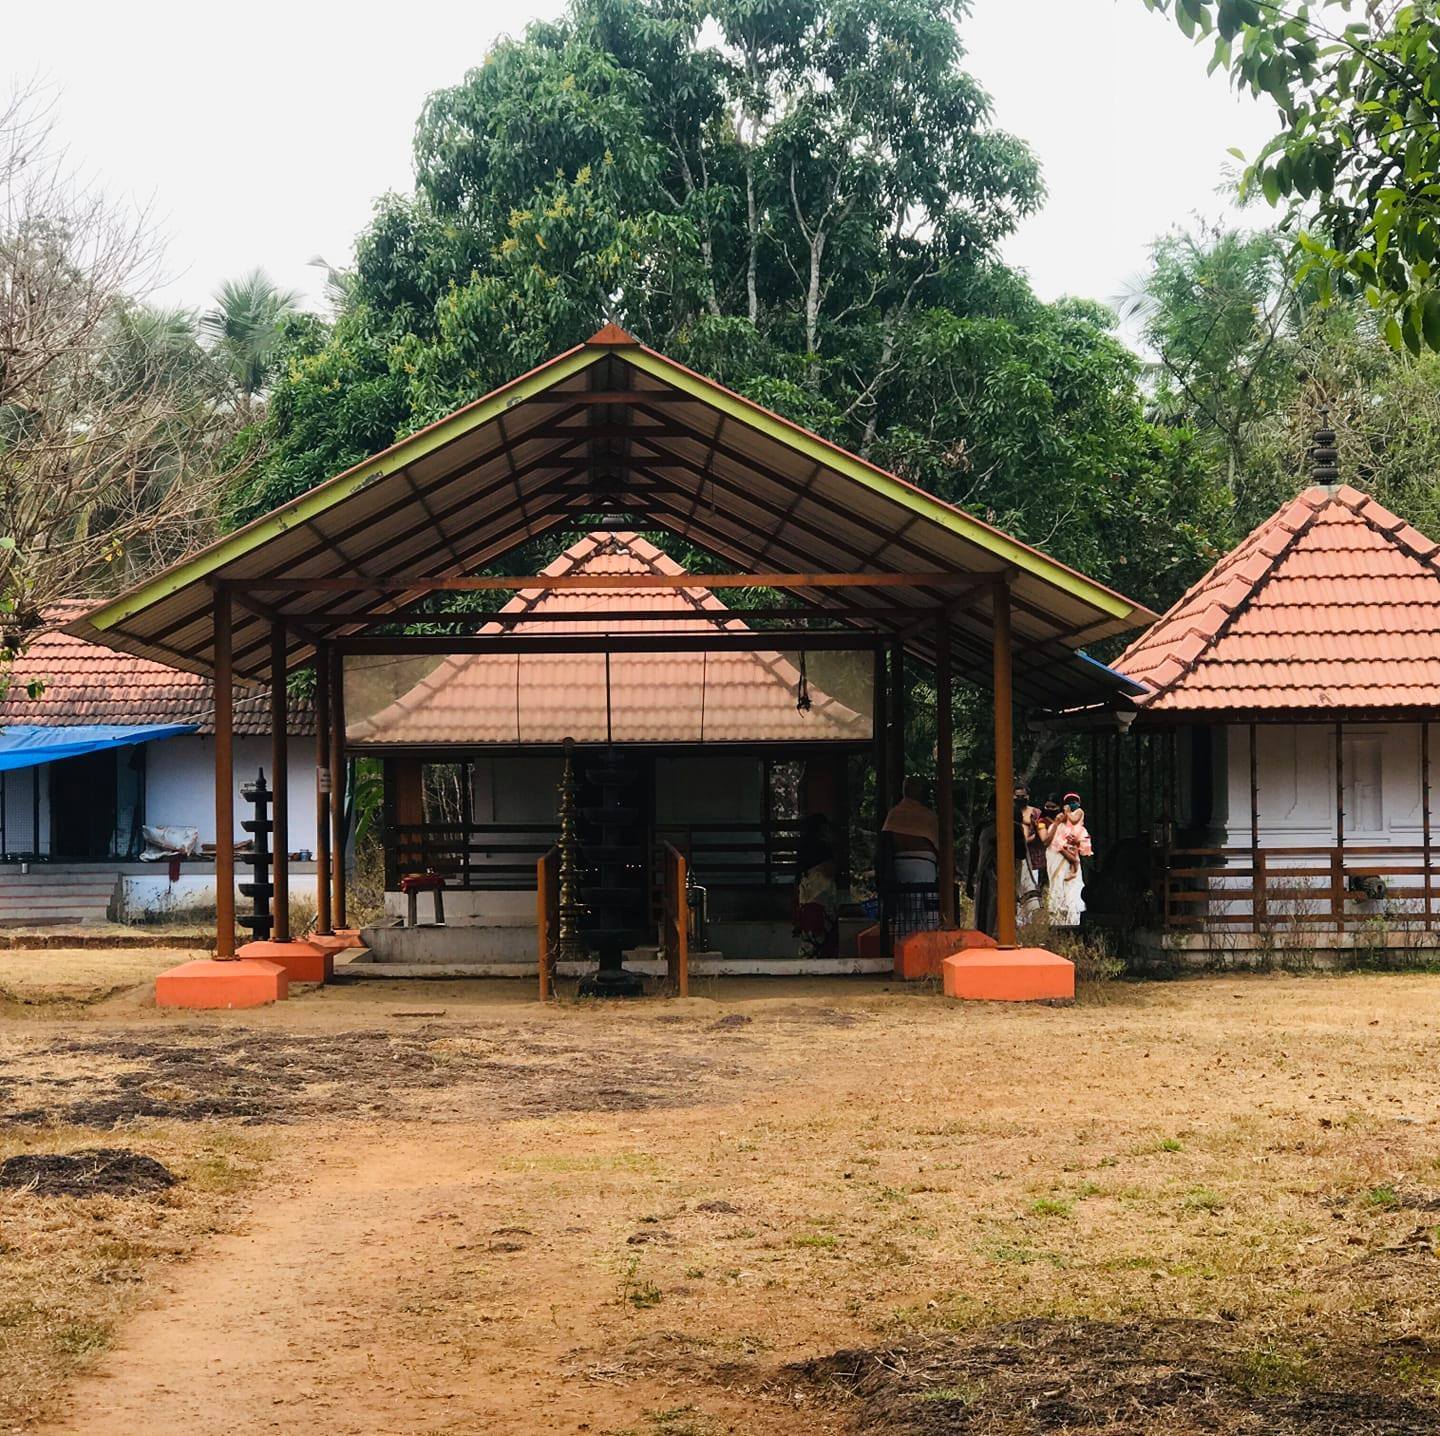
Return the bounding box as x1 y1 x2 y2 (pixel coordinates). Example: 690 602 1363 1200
61 328 1154 713
1118 484 1440 715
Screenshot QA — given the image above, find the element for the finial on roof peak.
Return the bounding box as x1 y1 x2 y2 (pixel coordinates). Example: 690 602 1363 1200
587 321 637 346
1311 405 1340 490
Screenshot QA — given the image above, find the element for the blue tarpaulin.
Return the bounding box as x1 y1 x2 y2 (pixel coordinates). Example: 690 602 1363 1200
0 724 198 773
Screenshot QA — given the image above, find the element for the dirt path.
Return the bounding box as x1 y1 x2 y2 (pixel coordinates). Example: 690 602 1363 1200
18 974 1440 1435
39 1121 802 1436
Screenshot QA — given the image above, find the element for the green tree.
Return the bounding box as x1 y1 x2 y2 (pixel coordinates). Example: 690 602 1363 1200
1121 225 1303 495
0 90 242 671
240 0 1220 618
1144 0 1440 352
1128 217 1440 544
201 268 302 410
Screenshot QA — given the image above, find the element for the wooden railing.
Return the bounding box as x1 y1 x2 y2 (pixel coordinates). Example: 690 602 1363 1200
387 822 558 890
536 845 558 1000
653 820 802 888
390 819 801 893
662 842 689 996
1161 845 1440 932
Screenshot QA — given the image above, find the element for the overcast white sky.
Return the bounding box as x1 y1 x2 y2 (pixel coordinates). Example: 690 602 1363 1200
8 0 1280 318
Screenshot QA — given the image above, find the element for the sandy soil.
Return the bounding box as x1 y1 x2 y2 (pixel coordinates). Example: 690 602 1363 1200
3 971 1439 1434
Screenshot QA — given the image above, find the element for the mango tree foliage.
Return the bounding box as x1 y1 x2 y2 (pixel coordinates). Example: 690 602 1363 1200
1144 0 1440 352
240 0 1225 610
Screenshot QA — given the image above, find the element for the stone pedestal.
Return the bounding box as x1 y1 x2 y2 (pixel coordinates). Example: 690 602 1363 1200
893 927 996 980
236 938 333 985
156 959 288 1010
942 947 1075 1002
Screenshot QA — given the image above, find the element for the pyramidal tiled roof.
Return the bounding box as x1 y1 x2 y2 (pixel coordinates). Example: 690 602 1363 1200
1118 484 1440 714
0 601 312 736
346 531 869 745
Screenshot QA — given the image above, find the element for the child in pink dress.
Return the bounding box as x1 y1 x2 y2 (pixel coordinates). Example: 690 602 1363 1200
1044 792 1092 926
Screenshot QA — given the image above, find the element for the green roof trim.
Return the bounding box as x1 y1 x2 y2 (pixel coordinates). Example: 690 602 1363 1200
83 345 605 632
80 329 1146 648
621 347 1138 622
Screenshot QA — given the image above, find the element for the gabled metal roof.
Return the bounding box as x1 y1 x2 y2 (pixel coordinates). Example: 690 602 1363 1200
65 325 1155 709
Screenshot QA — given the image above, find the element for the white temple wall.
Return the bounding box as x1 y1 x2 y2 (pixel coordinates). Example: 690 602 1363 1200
1220 722 1424 848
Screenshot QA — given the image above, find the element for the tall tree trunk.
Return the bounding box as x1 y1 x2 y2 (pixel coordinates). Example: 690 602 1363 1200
806 232 826 356
745 159 760 326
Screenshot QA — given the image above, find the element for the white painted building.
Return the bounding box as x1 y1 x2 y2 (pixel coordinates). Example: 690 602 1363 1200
0 603 316 923
1112 481 1440 960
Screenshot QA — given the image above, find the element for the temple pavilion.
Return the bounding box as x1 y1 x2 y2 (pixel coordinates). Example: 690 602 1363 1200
63 324 1154 1001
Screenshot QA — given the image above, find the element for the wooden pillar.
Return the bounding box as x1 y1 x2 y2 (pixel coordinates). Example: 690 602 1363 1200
992 580 1017 948
1110 730 1121 840
871 647 889 956
935 612 955 926
314 645 333 936
330 646 347 929
1423 721 1432 927
1333 720 1345 928
270 623 290 942
887 639 905 800
872 646 889 818
213 588 236 958
1249 722 1263 933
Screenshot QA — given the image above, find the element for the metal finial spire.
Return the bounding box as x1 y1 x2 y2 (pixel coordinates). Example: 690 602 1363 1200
1311 405 1339 488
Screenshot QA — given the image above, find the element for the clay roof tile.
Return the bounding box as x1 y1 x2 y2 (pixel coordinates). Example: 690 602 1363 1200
1117 483 1440 715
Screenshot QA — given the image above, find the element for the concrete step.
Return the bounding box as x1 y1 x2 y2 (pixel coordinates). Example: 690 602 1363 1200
0 874 119 886
1 897 113 910
341 954 892 979
0 886 117 900
0 887 118 900
0 911 113 925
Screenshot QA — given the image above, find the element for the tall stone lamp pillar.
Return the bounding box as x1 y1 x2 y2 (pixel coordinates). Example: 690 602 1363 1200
556 738 589 964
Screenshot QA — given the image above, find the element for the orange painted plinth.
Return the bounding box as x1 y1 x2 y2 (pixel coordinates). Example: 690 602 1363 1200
305 933 354 957
942 947 1075 1002
894 927 997 980
333 928 364 947
156 958 288 1010
856 924 881 959
236 939 333 984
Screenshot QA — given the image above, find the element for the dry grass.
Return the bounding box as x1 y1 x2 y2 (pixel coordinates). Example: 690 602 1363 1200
0 948 181 1008
0 1123 268 1427
1 965 1438 1431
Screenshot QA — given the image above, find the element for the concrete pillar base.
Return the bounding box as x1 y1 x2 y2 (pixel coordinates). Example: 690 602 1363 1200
942 947 1075 1002
894 927 997 980
236 938 333 984
156 959 288 1009
305 933 356 957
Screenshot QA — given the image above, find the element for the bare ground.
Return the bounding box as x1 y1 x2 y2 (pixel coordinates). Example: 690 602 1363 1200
1 969 1438 1434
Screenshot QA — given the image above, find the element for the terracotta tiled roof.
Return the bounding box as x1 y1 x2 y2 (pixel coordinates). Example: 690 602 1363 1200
1118 484 1440 714
346 532 870 745
1 602 312 736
